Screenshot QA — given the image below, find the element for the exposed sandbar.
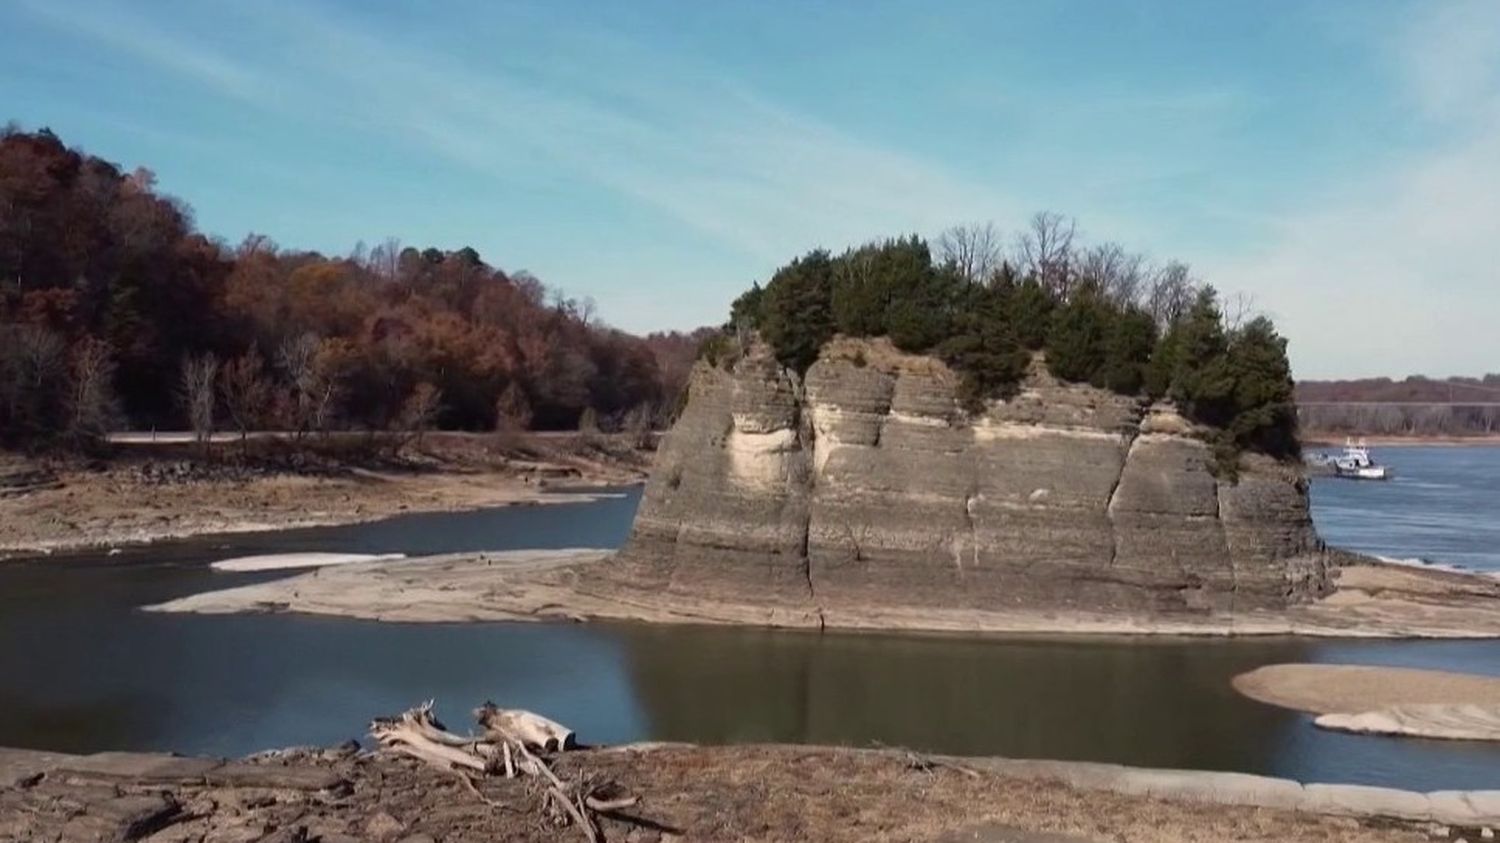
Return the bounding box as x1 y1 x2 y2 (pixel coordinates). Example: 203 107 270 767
210 552 407 572
1234 663 1500 741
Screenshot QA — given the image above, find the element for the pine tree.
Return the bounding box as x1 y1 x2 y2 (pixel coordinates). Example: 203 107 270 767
1144 322 1181 399
1098 306 1157 395
1170 287 1235 427
1011 278 1055 350
939 285 1028 410
1044 285 1112 383
1226 316 1299 457
760 250 835 373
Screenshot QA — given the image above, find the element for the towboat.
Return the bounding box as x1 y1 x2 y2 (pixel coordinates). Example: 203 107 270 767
1324 439 1392 481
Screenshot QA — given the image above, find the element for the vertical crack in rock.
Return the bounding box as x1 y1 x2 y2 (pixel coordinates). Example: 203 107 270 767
1216 479 1237 614
954 473 980 576
790 376 824 630
1103 432 1137 568
969 491 980 571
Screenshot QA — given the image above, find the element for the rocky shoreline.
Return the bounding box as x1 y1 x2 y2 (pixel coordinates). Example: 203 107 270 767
3 740 1494 842
0 434 647 561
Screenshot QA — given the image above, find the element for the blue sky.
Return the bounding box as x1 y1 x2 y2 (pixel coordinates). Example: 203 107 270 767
2 1 1497 378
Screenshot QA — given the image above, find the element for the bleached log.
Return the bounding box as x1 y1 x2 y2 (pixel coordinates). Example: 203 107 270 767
371 703 490 772
372 727 488 772
474 702 577 751
407 699 478 746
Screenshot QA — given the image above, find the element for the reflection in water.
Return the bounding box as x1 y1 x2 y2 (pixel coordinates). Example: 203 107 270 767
615 625 1311 771
2 486 1500 790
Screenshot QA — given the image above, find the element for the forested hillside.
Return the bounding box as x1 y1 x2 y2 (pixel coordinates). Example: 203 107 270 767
0 127 703 451
1297 376 1500 436
711 217 1300 465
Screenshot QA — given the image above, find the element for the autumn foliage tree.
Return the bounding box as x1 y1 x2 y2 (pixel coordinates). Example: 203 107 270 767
0 126 695 451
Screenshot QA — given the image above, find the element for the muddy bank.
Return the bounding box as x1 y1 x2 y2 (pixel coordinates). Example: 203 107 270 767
1234 663 1500 741
148 551 1500 639
0 433 647 560
3 741 1489 842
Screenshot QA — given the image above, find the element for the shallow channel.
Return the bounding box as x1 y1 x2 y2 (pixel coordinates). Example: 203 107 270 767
2 452 1498 790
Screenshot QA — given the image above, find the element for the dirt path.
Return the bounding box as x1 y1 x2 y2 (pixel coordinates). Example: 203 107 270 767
0 743 1451 843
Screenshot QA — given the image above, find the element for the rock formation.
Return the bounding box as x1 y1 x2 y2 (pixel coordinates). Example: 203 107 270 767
614 338 1330 622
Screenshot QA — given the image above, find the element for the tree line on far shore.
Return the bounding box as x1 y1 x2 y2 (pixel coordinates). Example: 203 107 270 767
0 127 706 453
1297 376 1500 437
710 216 1300 466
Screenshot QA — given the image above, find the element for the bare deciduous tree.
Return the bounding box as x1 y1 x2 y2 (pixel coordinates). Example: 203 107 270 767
67 337 121 449
494 382 532 432
577 406 600 437
1015 211 1078 299
368 236 402 280
1144 261 1198 328
219 346 272 442
1078 242 1146 305
1222 291 1261 332
937 222 1003 285
0 324 68 439
622 402 654 449
397 381 443 447
180 353 219 447
278 334 346 437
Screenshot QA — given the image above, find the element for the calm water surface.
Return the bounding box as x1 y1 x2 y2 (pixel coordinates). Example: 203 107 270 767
2 457 1499 790
1311 444 1500 572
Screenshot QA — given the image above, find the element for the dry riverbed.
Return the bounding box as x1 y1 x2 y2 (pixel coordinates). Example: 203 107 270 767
1 742 1481 843
0 434 647 559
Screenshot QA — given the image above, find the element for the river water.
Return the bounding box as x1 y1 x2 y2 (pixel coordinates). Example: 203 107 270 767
1 447 1498 790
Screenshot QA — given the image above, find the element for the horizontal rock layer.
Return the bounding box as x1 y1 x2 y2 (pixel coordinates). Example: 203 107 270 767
615 340 1328 619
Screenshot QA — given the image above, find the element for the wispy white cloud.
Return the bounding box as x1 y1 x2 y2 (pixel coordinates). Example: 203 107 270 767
25 0 1015 268
1212 1 1500 379
13 0 269 106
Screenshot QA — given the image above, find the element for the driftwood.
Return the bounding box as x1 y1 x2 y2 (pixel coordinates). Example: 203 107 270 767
475 701 576 751
369 701 637 842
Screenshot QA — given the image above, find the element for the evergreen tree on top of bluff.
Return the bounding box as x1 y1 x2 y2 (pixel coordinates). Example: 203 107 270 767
715 217 1300 464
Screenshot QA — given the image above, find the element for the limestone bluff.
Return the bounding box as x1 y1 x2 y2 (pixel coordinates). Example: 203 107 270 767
614 337 1330 625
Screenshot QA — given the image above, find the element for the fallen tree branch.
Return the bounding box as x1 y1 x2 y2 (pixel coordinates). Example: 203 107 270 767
369 701 638 842
475 702 577 751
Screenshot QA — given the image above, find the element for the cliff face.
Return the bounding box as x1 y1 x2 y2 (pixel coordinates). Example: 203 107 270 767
617 339 1328 620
